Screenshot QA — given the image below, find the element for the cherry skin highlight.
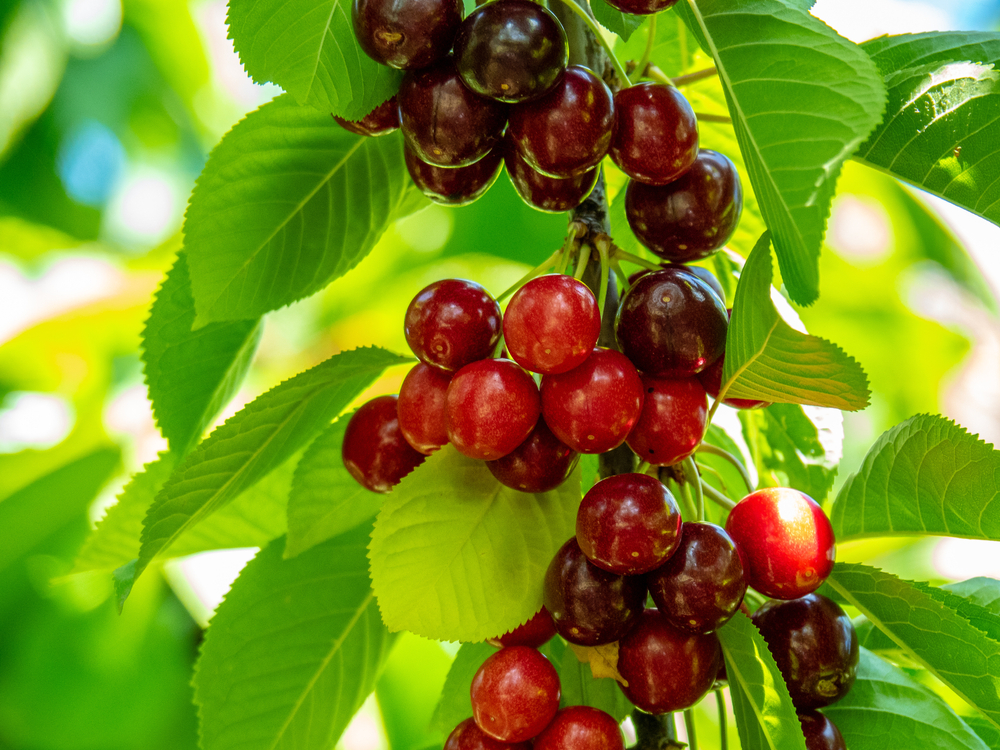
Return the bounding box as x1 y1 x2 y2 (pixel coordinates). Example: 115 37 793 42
486 417 578 493
533 706 625 750
445 718 533 750
397 362 452 454
494 607 557 648
332 97 399 136
405 143 503 206
470 646 561 742
342 395 426 492
504 143 598 213
798 711 846 750
625 375 708 467
610 83 698 185
404 278 502 371
725 487 836 599
352 0 462 69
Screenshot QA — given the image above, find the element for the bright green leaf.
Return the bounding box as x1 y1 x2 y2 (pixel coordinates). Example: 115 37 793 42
946 579 1000 613
376 634 453 750
429 642 494 736
591 0 642 42
556 646 634 722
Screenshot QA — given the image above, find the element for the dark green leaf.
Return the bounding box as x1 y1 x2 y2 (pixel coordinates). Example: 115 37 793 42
967 715 1000 750
556 646 634 722
429 643 494 736
590 0 642 42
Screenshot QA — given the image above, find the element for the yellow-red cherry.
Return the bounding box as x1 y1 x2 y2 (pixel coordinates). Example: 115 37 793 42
470 646 561 743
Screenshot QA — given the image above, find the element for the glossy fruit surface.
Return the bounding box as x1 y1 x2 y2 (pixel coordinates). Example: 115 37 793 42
628 264 726 306
342 395 426 492
617 608 722 714
495 607 557 648
752 594 859 709
725 487 836 599
576 473 682 575
540 348 644 454
625 375 708 466
352 0 462 69
397 363 452 454
504 144 598 212
454 0 567 103
533 706 625 750
503 274 601 374
404 278 502 371
470 646 561 742
399 58 508 167
445 718 533 750
486 417 577 493
646 522 746 633
543 537 645 646
626 150 743 262
446 358 540 460
610 83 698 184
798 711 846 750
508 65 614 177
333 97 400 136
405 144 503 206
615 266 729 378
603 0 678 15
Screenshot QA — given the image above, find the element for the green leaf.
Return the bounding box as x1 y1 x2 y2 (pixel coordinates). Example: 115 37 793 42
945 579 1000 613
120 346 410 604
966 715 1000 750
827 562 1000 731
678 0 887 305
824 648 991 750
429 642 495 736
376 634 453 750
184 95 412 324
285 411 383 559
590 0 642 42
556 646 634 722
143 254 262 455
369 446 580 642
721 234 870 410
717 611 808 750
227 0 402 120
194 526 393 750
831 414 1000 543
857 32 1000 227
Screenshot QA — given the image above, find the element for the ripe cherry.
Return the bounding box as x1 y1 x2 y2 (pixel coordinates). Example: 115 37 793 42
470 646 561 742
332 97 399 136
342 395 426 492
503 274 601 375
543 537 645 646
486 417 577 493
798 711 846 750
610 83 698 185
404 278 502 371
405 144 503 206
504 144 598 213
533 706 625 750
576 473 682 575
617 608 722 714
625 375 708 466
629 264 726 306
352 0 462 69
445 718 533 750
397 363 452 454
725 487 836 599
454 0 568 103
646 522 746 634
493 607 557 648
604 0 678 15
752 594 859 710
445 358 540 461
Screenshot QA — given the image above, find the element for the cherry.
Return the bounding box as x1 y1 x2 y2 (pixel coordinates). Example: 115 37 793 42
470 646 561 742
533 706 625 750
725 487 836 599
352 0 462 69
615 266 729 378
486 417 578 493
617 608 722 714
604 0 679 15
503 274 601 375
332 97 399 136
445 718 533 750
445 358 540 461
625 150 743 262
543 537 645 646
628 264 726 307
698 352 770 410
610 83 698 185
494 607 557 648
397 363 452 454
508 65 614 178
454 0 568 103
625 375 708 467
342 395 426 492
540 348 644 454
398 57 508 168
576 473 682 575
404 278 502 371
405 143 503 206
646 522 746 634
798 711 846 750
504 143 599 213
752 594 859 709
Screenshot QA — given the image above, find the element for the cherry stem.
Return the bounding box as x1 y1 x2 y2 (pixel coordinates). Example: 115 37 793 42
636 459 651 475
695 461 728 492
595 235 611 322
497 249 561 302
694 112 732 124
678 478 698 522
632 709 680 750
715 689 729 750
671 66 718 86
630 14 657 84
610 256 630 294
556 0 631 87
573 241 591 281
611 246 660 271
702 483 737 511
696 443 754 493
681 457 704 522
683 709 699 750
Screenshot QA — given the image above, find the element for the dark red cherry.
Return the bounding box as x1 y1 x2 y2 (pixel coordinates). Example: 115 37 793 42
540 348 644 454
405 143 503 206
486 417 577 493
494 607 557 648
504 143 598 213
399 58 508 167
543 537 645 646
646 522 746 634
617 608 722 714
576 473 682 575
533 706 625 750
404 278 502 371
503 274 601 375
626 150 743 262
610 83 698 185
454 0 568 103
627 264 726 305
603 0 678 15
725 487 836 599
625 375 707 467
446 358 540 460
352 0 462 69
332 97 400 136
445 718 533 750
470 646 561 742
752 594 859 710
397 363 452 454
615 266 729 378
798 711 846 750
342 395 426 492
508 65 614 178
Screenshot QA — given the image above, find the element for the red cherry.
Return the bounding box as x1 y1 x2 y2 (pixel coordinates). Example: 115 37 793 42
486 417 578 493
495 607 558 648
397 363 452 454
332 97 399 136
625 375 708 467
405 144 503 206
445 718 533 750
470 646 561 742
610 83 698 185
603 0 678 14
798 711 847 750
504 143 599 213
725 488 836 599
352 0 462 69
533 706 625 750
342 395 426 492
404 278 502 371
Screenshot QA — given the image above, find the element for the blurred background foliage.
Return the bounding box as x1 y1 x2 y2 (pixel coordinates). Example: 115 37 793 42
1 0 999 748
